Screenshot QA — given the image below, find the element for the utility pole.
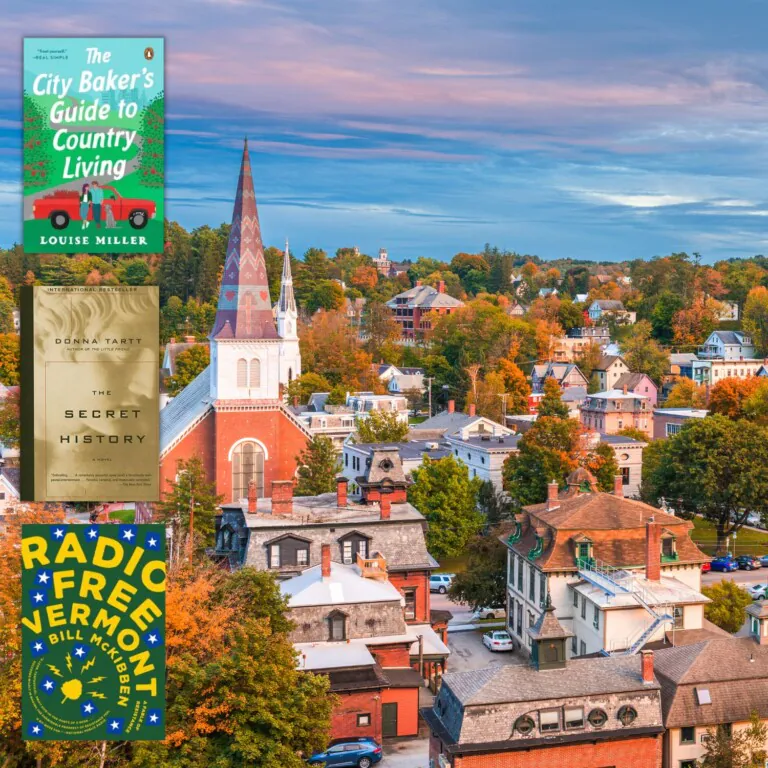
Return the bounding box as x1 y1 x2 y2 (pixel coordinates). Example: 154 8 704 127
187 487 195 562
498 392 509 422
425 377 434 417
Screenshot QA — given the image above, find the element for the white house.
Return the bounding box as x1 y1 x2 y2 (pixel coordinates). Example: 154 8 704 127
691 357 765 386
588 300 636 325
697 330 755 360
0 467 20 514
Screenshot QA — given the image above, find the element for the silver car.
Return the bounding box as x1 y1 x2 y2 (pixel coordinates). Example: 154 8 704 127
482 630 514 652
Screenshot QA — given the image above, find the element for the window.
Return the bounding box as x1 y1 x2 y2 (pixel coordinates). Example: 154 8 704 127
571 634 577 654
518 558 524 591
232 441 265 500
573 589 578 607
345 454 349 466
540 710 560 732
516 603 523 636
357 713 371 727
237 358 247 387
617 706 637 726
666 423 682 437
403 588 417 621
343 541 353 564
510 554 516 588
270 544 280 568
593 604 600 630
587 708 607 728
577 542 591 560
752 616 760 636
579 640 586 656
527 611 534 646
249 358 261 388
662 537 675 558
621 466 630 486
680 761 696 768
680 726 695 745
581 596 587 620
529 565 535 601
514 715 535 735
296 548 308 566
328 612 346 641
564 707 584 730
539 574 546 608
673 606 684 629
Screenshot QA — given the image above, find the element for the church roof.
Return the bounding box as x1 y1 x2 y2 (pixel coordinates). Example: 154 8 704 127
211 139 279 341
278 241 297 314
159 367 213 456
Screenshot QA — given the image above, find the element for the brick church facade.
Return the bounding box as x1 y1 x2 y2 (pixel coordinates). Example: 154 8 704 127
159 140 309 502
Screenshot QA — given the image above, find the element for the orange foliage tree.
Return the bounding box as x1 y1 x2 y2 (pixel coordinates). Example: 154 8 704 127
671 295 723 348
708 376 761 419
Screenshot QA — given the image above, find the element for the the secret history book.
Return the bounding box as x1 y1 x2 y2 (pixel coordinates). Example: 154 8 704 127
23 38 164 253
20 286 160 502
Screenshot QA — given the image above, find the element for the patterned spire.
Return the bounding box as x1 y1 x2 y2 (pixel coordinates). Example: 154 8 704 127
278 239 297 314
211 139 278 340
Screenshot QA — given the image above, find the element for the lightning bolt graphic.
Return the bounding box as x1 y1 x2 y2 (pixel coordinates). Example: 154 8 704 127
87 676 105 684
46 664 63 678
89 692 107 700
65 653 72 674
82 658 96 673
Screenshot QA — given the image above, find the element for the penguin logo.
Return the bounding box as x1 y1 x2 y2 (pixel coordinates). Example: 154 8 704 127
144 47 154 61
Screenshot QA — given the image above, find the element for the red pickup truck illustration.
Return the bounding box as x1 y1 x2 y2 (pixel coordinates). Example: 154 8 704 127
32 186 156 230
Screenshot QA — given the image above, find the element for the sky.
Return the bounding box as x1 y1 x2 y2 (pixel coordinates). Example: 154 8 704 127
2 0 768 263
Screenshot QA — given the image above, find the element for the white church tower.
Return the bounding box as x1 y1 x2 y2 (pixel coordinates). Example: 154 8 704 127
276 239 301 384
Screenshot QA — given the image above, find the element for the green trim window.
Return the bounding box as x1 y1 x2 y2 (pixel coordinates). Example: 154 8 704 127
529 564 536 601
680 726 695 745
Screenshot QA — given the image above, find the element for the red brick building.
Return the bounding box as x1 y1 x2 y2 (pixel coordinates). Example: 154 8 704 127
159 140 309 503
386 280 463 340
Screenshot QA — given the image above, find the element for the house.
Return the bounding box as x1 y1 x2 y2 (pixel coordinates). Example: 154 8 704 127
344 296 366 326
507 302 527 317
376 364 424 384
666 353 697 381
715 300 740 322
697 330 755 360
614 372 659 408
341 439 451 498
552 327 611 363
0 466 20 514
502 471 710 659
387 372 425 396
580 389 652 438
0 384 19 465
424 634 664 768
574 293 589 303
386 281 464 340
284 543 447 742
539 287 558 299
691 357 766 385
346 393 410 424
445 417 521 491
655 633 768 768
588 300 636 325
531 362 589 394
409 400 476 441
561 386 588 419
593 355 631 391
598 433 646 498
652 408 708 440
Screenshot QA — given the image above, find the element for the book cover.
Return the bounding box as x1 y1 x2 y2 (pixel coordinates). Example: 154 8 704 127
23 38 164 253
20 286 160 502
21 523 166 740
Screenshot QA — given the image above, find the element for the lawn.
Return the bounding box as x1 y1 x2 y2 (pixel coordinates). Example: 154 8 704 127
691 517 768 556
108 508 136 524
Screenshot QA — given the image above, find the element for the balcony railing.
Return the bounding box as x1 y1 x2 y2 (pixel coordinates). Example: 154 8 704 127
357 551 388 580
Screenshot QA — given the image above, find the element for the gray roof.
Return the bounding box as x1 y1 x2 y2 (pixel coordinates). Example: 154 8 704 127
709 330 750 345
596 354 627 371
669 353 697 365
391 373 424 390
347 440 451 462
599 433 644 446
1 466 19 494
614 372 657 392
592 300 626 310
561 386 588 403
447 434 521 451
410 410 474 435
159 367 213 455
386 285 464 310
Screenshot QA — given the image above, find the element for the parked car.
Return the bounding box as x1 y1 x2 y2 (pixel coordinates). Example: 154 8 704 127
471 606 506 621
709 556 739 573
482 630 514 652
747 584 768 601
306 738 383 768
701 561 711 574
760 555 768 568
736 555 762 571
430 574 455 594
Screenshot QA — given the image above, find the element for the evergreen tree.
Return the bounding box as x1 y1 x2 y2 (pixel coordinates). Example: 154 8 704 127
166 345 210 395
295 436 340 496
137 94 164 186
537 377 569 419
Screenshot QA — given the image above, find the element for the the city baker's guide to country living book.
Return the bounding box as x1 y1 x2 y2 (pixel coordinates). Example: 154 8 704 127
23 38 164 253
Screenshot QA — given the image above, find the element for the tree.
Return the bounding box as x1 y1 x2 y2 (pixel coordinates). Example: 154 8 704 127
355 410 409 443
449 533 508 610
582 442 620 491
408 455 483 559
708 377 761 420
158 456 224 557
700 711 767 768
306 280 345 314
557 299 583 331
0 334 19 385
472 371 506 422
0 387 19 449
646 416 768 551
477 480 516 526
537 377 569 419
575 341 603 384
613 426 649 442
295 436 340 496
701 580 753 634
650 290 684 342
742 380 768 425
743 286 768 356
349 265 379 293
620 320 668 384
663 379 707 409
326 384 347 406
165 344 210 395
672 295 722 348
496 359 531 415
361 301 401 363
285 372 333 405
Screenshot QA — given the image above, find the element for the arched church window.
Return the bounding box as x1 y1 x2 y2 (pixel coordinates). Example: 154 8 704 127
249 358 261 388
286 321 293 336
237 358 248 388
232 441 264 500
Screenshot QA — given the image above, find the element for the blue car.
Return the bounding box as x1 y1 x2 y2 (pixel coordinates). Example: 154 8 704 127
710 556 739 572
307 738 383 768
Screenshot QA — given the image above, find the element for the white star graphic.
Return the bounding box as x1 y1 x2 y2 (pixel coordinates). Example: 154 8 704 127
148 633 158 644
53 528 64 539
43 680 53 690
87 529 98 539
33 592 44 603
122 529 135 541
84 703 94 713
33 642 43 652
149 713 158 723
32 725 40 734
74 647 86 657
110 720 120 730
37 572 50 584
148 537 157 547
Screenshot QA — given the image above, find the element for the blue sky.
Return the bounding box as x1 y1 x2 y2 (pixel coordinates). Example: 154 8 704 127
2 0 768 263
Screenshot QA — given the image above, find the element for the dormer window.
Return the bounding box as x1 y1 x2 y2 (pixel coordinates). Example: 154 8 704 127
573 535 593 565
327 610 347 641
661 530 677 560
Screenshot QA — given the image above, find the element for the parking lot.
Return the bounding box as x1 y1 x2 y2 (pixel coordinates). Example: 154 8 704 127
447 627 524 673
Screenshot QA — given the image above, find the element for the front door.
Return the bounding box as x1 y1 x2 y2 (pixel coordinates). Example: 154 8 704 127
382 702 398 738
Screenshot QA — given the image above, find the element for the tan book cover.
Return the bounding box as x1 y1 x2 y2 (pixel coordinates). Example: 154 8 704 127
20 286 159 501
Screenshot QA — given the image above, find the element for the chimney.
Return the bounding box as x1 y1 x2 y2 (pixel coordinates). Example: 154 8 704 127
438 280 446 294
546 481 560 511
468 403 476 417
380 495 391 520
614 474 624 498
184 335 195 343
645 520 661 581
416 280 423 287
448 399 455 414
247 480 257 514
641 650 654 684
337 477 348 507
271 480 294 516
321 543 331 578
622 384 628 395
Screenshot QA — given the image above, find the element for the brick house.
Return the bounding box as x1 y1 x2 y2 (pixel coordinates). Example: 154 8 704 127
386 281 464 340
424 610 664 768
580 389 652 437
652 408 708 440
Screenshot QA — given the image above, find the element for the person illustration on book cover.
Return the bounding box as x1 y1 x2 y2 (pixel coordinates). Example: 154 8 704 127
79 183 90 229
89 180 104 229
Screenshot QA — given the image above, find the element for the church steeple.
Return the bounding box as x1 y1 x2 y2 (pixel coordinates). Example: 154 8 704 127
211 139 278 341
277 239 298 340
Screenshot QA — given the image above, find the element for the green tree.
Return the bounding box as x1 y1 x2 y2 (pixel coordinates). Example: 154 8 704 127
663 379 707 409
355 410 409 443
650 290 684 342
584 442 620 491
117 257 152 286
285 372 333 405
295 436 340 496
537 377 569 419
575 341 603 384
477 480 516 526
158 456 224 556
700 711 767 768
646 416 768 551
620 320 668 384
701 580 753 633
743 286 768 356
137 94 164 185
0 277 15 333
613 426 649 442
0 388 19 450
408 455 483 559
306 280 345 314
326 384 347 406
0 334 19 386
166 344 210 395
449 533 508 610
557 299 583 331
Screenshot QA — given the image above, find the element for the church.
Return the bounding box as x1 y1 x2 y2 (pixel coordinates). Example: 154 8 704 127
159 139 310 503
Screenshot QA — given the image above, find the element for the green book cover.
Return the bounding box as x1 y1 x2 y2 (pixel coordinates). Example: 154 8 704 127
21 523 166 740
23 38 164 253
